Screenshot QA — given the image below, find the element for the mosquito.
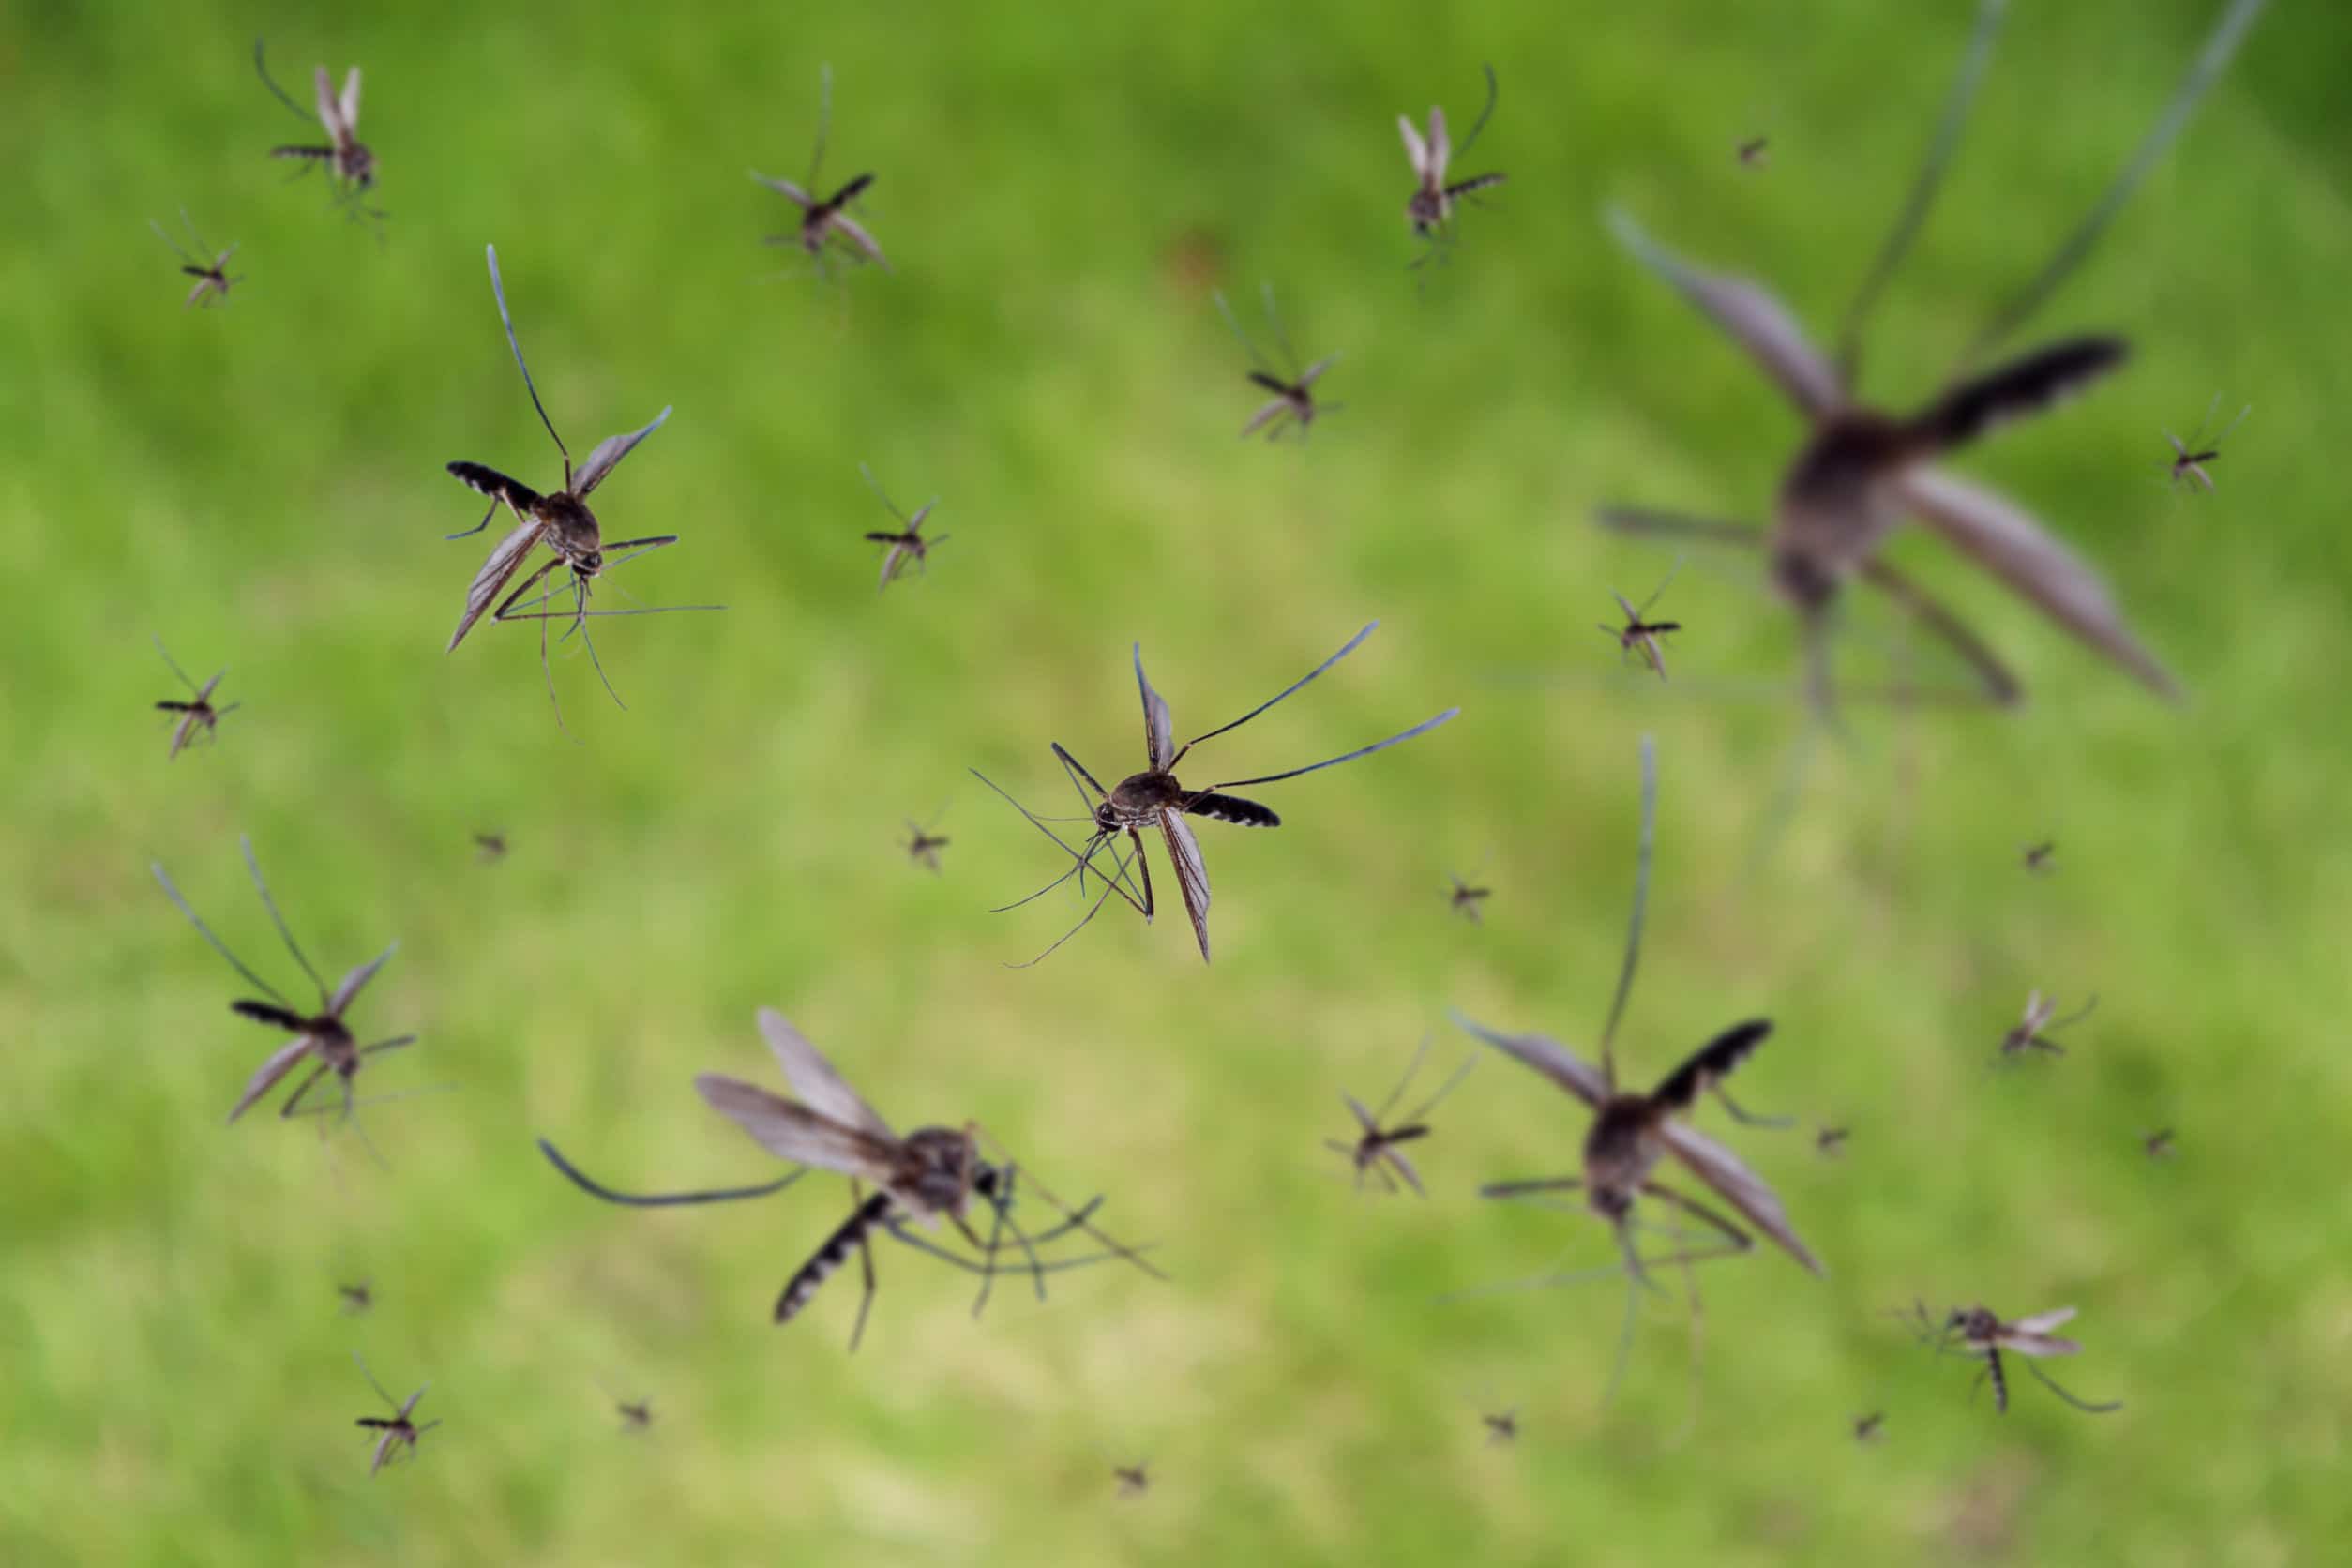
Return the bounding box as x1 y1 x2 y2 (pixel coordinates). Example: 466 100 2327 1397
1597 0 2269 715
2163 393 2251 493
338 1281 372 1315
351 1353 437 1474
445 244 716 731
148 210 241 308
475 832 508 863
541 1010 1158 1350
1853 1410 1886 1443
252 41 379 217
861 465 946 590
903 808 950 872
1999 990 2096 1060
1455 736 1819 1407
2022 839 2058 874
1448 870 1492 924
1327 1036 1476 1198
151 637 238 758
1481 1406 1519 1445
1214 284 1340 441
752 66 889 277
2143 1127 2177 1159
153 837 415 1128
1399 64 1506 252
606 1388 655 1432
1601 558 1685 680
1738 136 1771 169
1904 1301 2122 1415
1816 1125 1850 1158
975 623 1458 965
1112 1460 1152 1498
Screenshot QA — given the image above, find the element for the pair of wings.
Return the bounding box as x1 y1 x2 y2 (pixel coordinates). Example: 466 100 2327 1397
223 943 400 1123
1985 1305 2084 1359
693 1010 910 1186
750 173 891 271
1398 107 1453 187
314 66 361 146
1135 651 1217 961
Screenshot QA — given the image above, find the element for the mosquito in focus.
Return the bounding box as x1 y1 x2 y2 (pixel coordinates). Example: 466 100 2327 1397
151 637 238 758
1399 64 1506 256
1600 558 1685 680
1326 1036 1476 1198
861 465 946 590
753 65 889 277
975 623 1458 965
1816 1124 1850 1158
148 210 241 308
902 808 950 872
474 832 508 864
1214 284 1341 441
252 41 379 219
352 1353 438 1475
1903 1301 2122 1415
2023 839 2058 875
445 245 716 731
1999 990 2096 1061
153 837 415 1128
2143 1127 2177 1159
337 1281 372 1315
2162 393 2251 493
1448 870 1492 924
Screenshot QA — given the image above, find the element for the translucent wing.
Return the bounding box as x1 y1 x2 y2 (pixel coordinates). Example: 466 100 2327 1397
1397 114 1429 177
573 406 672 497
1344 1093 1380 1135
1607 209 1844 420
1297 354 1337 389
1428 104 1451 182
169 710 201 758
369 1429 400 1477
2010 1305 2078 1336
1241 398 1290 439
755 1009 894 1141
1134 644 1175 770
1661 1120 1823 1274
1382 1145 1427 1198
751 171 815 207
1159 811 1213 962
2003 1331 2085 1359
227 1036 316 1124
339 68 362 134
446 517 545 652
831 213 892 273
693 1073 901 1181
312 66 341 140
328 942 399 1016
1451 1014 1606 1108
876 541 908 591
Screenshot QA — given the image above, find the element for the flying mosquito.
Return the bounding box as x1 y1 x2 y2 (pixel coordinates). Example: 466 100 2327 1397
1597 0 2269 716
1214 284 1340 441
2023 839 2058 874
601 1385 655 1432
252 41 379 215
1448 870 1492 924
1738 135 1772 168
1481 1407 1519 1445
2143 1127 2177 1159
903 809 950 872
975 623 1458 965
861 465 946 590
475 832 508 863
540 1010 1158 1350
1999 990 2096 1060
151 637 238 758
1112 1460 1152 1498
337 1281 372 1315
1399 64 1506 251
153 837 415 1127
752 65 889 276
1816 1124 1850 1158
1853 1410 1886 1443
1326 1036 1476 1198
2162 393 2251 493
1600 558 1685 680
1903 1302 2122 1415
352 1353 437 1474
1455 736 1819 1404
148 210 241 308
445 244 716 731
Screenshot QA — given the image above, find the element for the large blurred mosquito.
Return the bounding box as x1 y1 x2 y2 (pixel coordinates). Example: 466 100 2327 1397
1448 869 1492 924
2163 394 2251 493
148 210 240 308
1399 64 1505 253
352 1354 436 1474
1600 558 1684 681
1999 990 2095 1061
753 66 889 277
252 41 379 219
153 837 415 1128
1454 737 1819 1405
445 245 716 731
974 623 1458 965
541 1010 1158 1350
1903 1301 2121 1415
1214 284 1340 441
861 465 945 590
1598 0 2269 716
903 808 950 872
1326 1036 1476 1198
151 637 238 759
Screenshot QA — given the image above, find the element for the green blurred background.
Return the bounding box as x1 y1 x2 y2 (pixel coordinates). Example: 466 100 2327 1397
4 0 2348 1561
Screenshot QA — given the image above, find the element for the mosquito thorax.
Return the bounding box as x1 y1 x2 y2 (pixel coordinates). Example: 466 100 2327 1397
1111 772 1186 815
898 1126 978 1214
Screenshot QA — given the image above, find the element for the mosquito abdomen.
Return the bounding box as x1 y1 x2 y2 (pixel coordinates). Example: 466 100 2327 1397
1184 792 1279 827
776 1190 893 1323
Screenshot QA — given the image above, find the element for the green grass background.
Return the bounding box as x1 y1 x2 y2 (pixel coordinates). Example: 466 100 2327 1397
4 0 2348 1561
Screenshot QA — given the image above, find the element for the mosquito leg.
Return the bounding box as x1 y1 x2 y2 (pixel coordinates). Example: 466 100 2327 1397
358 1034 418 1058
2019 1357 2122 1414
965 1175 1012 1319
278 1061 336 1120
1709 1087 1795 1128
846 1180 879 1355
1480 1176 1585 1201
535 1137 806 1206
239 837 327 1003
447 500 499 540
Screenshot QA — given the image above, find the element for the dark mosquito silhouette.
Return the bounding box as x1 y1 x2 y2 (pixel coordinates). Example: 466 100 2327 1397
1903 1301 2122 1415
604 1387 654 1432
352 1353 438 1475
1455 736 1818 1406
1112 1460 1152 1498
1448 870 1492 924
861 465 945 590
148 210 241 308
153 837 415 1127
975 623 1458 965
753 65 889 277
1816 1124 1850 1158
1738 136 1771 169
1399 64 1505 254
1853 1410 1886 1443
1598 0 2269 715
1481 1408 1519 1445
151 637 238 759
1999 990 2096 1060
2023 839 2058 875
338 1281 372 1315
2163 393 2251 493
1327 1036 1475 1198
1214 284 1340 441
903 808 950 873
252 41 380 219
2143 1127 2177 1159
1601 558 1685 680
445 245 716 731
541 1010 1158 1350
475 832 508 864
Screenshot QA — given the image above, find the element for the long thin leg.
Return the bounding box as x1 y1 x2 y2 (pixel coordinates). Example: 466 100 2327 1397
971 769 1149 917
1005 835 1149 969
845 1179 879 1354
1598 735 1658 1089
535 1137 805 1206
152 862 291 1006
278 1061 336 1120
2019 1356 2122 1414
239 837 327 1004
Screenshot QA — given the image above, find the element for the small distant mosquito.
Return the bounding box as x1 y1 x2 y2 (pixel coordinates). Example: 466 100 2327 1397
2143 1127 2177 1159
976 623 1458 965
1327 1036 1476 1197
152 637 238 759
252 41 379 216
1816 1125 1850 1158
2163 393 2251 493
2023 840 2058 874
353 1353 438 1475
903 808 950 872
1853 1410 1886 1443
1448 870 1492 924
753 66 889 277
153 837 415 1126
1904 1301 2122 1415
475 832 508 863
1738 136 1771 169
1999 991 2096 1060
1214 284 1341 441
1112 1460 1152 1498
338 1281 372 1315
1481 1407 1520 1445
1601 558 1685 680
860 465 946 590
1399 64 1506 251
609 1391 654 1432
148 210 241 308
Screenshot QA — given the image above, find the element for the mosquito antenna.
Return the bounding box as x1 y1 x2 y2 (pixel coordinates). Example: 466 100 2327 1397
1592 735 1659 1090
1202 707 1459 791
535 1137 806 1206
1958 0 2268 373
483 245 570 484
1835 0 2007 383
806 63 833 195
252 39 314 126
2019 1356 2122 1413
1455 63 1501 163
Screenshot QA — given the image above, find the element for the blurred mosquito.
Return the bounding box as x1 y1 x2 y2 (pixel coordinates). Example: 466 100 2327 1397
1816 1124 1850 1157
151 637 238 758
1112 1460 1152 1498
1327 1036 1476 1198
445 245 716 732
1455 737 1819 1408
542 1010 1158 1350
1598 0 2269 716
1214 284 1340 441
352 1353 438 1475
2143 1127 2176 1159
1481 1407 1519 1445
1601 558 1685 680
475 832 508 863
1448 870 1492 924
903 808 950 872
153 837 415 1128
252 41 380 220
1999 990 2095 1060
753 66 889 278
1399 63 1506 256
1738 135 1771 169
1902 1301 2121 1415
337 1281 372 1315
2023 839 2057 874
148 210 240 308
975 623 1458 965
2163 394 2251 493
603 1386 654 1432
1853 1410 1886 1443
861 465 946 590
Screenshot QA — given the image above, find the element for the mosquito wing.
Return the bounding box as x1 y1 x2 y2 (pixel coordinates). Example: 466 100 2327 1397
2008 1304 2079 1337
312 66 344 142
1159 810 1213 962
875 540 908 590
328 942 400 1016
1606 208 1844 421
693 1073 901 1181
1241 398 1290 439
1661 1120 1823 1274
1134 644 1176 770
2002 1331 2086 1359
168 709 202 758
754 1009 895 1142
339 68 361 135
751 171 816 208
1451 1013 1606 1108
1297 354 1336 389
1428 104 1451 183
1344 1093 1380 1136
831 212 892 273
573 406 673 497
1382 1144 1427 1199
369 1428 400 1477
227 1035 316 1124
1398 113 1430 179
446 517 545 652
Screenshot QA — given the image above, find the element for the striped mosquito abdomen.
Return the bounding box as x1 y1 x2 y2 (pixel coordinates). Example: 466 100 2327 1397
1184 792 1278 827
776 1189 894 1323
